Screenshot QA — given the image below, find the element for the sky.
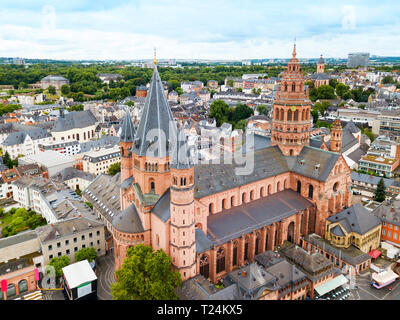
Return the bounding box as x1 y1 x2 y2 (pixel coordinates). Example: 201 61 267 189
0 0 399 60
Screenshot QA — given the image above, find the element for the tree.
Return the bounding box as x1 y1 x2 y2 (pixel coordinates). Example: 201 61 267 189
48 85 56 95
48 256 70 278
107 162 121 175
226 79 234 87
382 76 396 84
257 105 268 116
374 178 386 202
61 84 70 95
85 201 93 209
209 100 230 127
111 244 181 300
75 247 98 263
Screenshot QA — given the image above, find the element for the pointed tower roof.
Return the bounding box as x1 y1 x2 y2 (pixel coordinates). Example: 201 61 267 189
120 108 136 142
171 125 192 170
132 65 177 157
318 54 325 64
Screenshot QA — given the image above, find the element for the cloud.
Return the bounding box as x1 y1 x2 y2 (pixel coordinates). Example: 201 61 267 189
0 0 399 59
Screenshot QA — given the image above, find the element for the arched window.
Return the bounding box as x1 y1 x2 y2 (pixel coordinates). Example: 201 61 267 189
222 199 226 210
150 181 155 193
333 182 339 192
284 179 287 189
277 181 281 192
6 284 16 298
280 109 284 121
244 237 250 261
209 203 214 214
288 109 293 122
268 185 271 195
231 196 235 207
288 222 295 243
242 192 246 203
232 241 238 266
284 83 288 91
255 232 261 255
260 187 265 197
200 254 210 279
216 248 226 274
250 190 254 201
308 185 314 199
156 234 160 246
18 280 28 294
145 163 148 171
294 110 298 121
292 83 296 92
297 181 301 194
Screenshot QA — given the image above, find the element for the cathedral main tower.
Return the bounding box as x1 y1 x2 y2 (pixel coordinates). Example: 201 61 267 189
271 44 312 156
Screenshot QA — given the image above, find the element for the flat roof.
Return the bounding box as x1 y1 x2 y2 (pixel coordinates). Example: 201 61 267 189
62 260 97 289
20 150 75 167
315 274 348 296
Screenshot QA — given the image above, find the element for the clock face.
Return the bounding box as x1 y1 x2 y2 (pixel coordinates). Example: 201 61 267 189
290 106 297 112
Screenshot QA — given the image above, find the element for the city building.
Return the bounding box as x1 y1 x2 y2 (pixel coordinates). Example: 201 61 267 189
38 140 81 156
18 151 75 176
81 146 120 176
0 230 43 300
51 109 98 143
40 75 69 90
92 46 354 283
347 53 370 68
373 200 400 248
35 216 106 265
310 55 330 88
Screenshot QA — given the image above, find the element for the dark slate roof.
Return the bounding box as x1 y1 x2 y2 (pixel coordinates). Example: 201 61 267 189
351 172 394 187
52 110 97 132
318 55 325 64
310 73 330 80
341 128 359 153
112 203 144 234
242 133 271 152
287 146 340 182
3 127 51 146
194 146 289 198
132 66 177 157
120 176 133 190
206 189 313 246
344 121 360 134
254 250 284 268
120 109 136 142
328 203 381 234
152 189 171 223
171 126 192 169
194 145 338 199
196 228 214 253
0 230 38 250
373 200 400 226
51 166 95 181
309 137 324 149
304 233 371 266
331 225 346 237
346 147 366 163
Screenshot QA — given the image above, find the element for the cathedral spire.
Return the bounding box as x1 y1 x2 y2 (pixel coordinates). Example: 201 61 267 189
153 47 157 66
292 35 297 58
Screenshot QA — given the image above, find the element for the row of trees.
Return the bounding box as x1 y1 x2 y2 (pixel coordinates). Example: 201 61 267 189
2 151 18 169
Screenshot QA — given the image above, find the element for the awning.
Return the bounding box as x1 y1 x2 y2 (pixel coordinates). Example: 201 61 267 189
368 249 381 259
315 274 348 297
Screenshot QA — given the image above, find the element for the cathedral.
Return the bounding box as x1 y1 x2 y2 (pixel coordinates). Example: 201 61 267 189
112 45 353 283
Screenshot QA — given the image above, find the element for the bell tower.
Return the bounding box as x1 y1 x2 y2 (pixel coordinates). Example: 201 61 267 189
169 127 196 281
330 119 343 153
317 54 325 73
271 43 312 156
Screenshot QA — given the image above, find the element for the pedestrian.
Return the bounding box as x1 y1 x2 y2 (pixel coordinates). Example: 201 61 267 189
389 286 393 291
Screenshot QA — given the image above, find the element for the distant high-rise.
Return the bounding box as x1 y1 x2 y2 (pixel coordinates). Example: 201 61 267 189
347 53 370 68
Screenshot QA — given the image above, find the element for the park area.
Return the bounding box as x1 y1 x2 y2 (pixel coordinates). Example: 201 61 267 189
0 207 46 237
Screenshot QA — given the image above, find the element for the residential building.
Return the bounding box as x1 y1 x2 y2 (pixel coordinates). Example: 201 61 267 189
373 200 400 248
35 216 106 265
81 146 120 176
347 53 370 68
38 140 81 156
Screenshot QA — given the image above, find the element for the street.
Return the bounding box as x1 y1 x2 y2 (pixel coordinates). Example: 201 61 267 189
349 270 400 300
96 253 116 300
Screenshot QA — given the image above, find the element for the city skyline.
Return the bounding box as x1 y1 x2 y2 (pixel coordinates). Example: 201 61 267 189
0 0 399 61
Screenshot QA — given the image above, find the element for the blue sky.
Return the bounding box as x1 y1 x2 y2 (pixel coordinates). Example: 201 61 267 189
0 0 399 60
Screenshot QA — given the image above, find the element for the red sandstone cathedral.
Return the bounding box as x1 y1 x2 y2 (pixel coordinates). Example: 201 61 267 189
113 45 352 283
